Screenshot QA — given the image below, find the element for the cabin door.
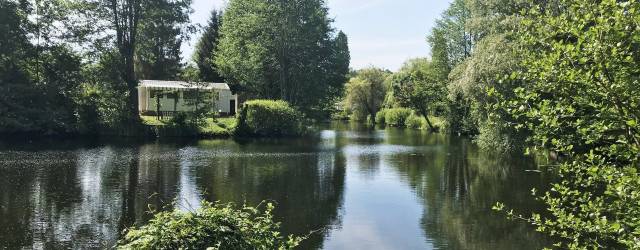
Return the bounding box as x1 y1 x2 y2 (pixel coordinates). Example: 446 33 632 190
230 100 236 116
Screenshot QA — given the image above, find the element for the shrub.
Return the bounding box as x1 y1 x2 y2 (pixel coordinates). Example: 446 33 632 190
117 201 304 250
430 116 447 132
375 110 387 124
235 100 305 137
384 108 412 127
170 112 189 127
406 113 425 129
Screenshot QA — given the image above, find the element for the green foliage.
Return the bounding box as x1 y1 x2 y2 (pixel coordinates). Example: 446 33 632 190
194 9 224 83
375 109 387 125
405 113 425 129
384 108 412 127
492 0 640 248
344 67 389 123
81 50 131 128
117 201 305 250
235 100 305 137
136 0 194 80
215 0 350 117
0 0 86 135
390 58 446 131
428 0 474 74
450 34 526 152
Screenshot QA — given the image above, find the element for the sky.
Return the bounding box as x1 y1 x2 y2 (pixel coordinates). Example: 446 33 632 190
181 0 451 71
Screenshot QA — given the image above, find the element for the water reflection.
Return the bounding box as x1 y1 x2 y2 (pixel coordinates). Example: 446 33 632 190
0 123 549 249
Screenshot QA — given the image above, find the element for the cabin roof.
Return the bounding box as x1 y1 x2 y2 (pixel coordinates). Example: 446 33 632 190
138 80 230 90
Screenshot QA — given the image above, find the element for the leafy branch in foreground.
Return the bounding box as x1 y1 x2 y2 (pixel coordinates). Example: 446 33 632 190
494 0 640 248
117 201 305 250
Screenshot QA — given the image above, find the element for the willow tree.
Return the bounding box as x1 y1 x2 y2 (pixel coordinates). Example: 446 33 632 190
345 68 388 123
215 0 350 115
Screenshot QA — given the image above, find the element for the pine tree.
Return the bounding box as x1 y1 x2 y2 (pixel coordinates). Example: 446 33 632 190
194 9 224 82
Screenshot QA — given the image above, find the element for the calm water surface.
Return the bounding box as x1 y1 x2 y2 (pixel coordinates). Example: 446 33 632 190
0 122 550 249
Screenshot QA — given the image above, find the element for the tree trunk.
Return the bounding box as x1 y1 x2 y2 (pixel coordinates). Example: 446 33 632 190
421 109 436 132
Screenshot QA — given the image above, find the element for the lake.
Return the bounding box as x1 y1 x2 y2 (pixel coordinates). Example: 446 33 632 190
0 122 550 249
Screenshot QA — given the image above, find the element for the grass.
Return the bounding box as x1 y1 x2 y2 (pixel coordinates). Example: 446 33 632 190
200 117 236 137
141 115 236 138
141 115 166 126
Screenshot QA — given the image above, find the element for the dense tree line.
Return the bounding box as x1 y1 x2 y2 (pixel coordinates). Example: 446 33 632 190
1 0 351 134
0 0 194 134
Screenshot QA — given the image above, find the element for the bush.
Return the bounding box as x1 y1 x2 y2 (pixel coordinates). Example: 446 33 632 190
384 108 412 127
235 100 305 137
375 110 387 124
406 113 425 129
430 116 447 132
117 202 304 250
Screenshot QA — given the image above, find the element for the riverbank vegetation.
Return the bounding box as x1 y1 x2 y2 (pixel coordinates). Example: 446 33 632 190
335 0 640 248
0 0 349 137
2 0 639 248
141 116 236 138
117 202 304 250
414 0 639 248
235 100 307 137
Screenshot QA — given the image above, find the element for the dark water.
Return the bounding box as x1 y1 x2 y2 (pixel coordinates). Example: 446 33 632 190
0 122 551 249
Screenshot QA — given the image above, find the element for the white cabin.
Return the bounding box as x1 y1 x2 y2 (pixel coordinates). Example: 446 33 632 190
138 80 238 116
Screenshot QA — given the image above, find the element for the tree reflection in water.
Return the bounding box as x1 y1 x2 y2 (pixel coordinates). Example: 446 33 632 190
0 125 550 249
384 128 551 250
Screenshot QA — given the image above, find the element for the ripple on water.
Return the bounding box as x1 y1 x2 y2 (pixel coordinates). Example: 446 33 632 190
342 144 425 156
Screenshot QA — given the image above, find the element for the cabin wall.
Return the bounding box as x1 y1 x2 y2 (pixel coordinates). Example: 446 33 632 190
139 88 237 116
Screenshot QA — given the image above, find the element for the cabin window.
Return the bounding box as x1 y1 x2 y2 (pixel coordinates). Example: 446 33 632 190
150 90 162 98
166 92 178 100
183 90 197 101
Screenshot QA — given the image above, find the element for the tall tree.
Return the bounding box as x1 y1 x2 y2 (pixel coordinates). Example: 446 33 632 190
427 0 477 135
135 0 193 80
345 68 388 123
194 9 224 82
215 0 350 114
428 0 474 72
313 30 350 119
104 0 145 121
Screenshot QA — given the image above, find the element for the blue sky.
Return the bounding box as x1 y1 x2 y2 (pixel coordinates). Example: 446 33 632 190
182 0 451 71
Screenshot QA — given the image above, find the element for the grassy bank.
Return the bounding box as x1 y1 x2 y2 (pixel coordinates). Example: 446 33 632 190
141 116 236 138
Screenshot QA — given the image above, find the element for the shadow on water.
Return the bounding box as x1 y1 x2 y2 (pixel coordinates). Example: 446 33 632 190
0 121 551 249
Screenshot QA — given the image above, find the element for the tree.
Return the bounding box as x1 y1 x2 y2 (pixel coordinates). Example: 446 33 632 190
194 9 224 82
345 68 388 123
215 0 350 115
93 0 146 121
180 64 217 125
444 0 534 152
494 0 640 248
428 0 475 72
427 28 451 83
391 58 446 131
427 0 477 135
0 0 85 134
135 0 193 81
